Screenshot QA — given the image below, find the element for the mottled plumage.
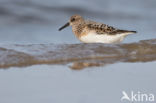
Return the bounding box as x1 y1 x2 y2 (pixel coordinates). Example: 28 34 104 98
86 20 136 35
59 15 137 43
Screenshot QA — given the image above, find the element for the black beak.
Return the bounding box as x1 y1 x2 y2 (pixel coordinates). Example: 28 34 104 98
58 22 70 31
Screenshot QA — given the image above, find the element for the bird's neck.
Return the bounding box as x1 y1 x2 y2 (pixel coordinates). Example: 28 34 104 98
72 22 85 38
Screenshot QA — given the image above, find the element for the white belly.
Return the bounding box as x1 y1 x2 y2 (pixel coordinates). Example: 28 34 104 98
80 32 129 43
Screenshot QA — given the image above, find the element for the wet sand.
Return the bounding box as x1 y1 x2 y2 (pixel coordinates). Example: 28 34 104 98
0 38 156 69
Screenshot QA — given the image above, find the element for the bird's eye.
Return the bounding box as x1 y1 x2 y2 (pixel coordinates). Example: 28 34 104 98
71 18 75 22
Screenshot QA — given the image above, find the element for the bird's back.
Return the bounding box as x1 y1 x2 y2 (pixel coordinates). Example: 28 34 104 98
85 20 136 35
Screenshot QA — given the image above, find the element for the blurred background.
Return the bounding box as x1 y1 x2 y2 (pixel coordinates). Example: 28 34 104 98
0 0 156 44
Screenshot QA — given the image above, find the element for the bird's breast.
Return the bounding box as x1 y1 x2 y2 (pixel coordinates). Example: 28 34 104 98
72 25 87 37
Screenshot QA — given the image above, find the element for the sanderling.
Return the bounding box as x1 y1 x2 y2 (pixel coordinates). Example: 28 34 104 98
59 15 137 43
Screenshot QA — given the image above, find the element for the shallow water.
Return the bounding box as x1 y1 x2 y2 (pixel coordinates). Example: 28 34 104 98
0 0 156 103
0 62 156 103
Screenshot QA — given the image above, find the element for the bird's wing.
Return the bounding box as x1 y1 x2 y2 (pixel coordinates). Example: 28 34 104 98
86 20 136 35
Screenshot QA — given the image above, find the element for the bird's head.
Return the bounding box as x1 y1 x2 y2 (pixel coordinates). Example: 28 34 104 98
58 15 84 31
